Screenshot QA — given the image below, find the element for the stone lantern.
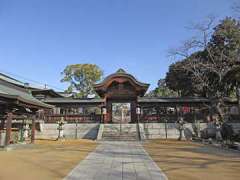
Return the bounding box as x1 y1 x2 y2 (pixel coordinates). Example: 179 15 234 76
57 117 65 140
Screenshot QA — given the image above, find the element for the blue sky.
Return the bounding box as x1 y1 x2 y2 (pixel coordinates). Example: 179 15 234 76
0 0 234 91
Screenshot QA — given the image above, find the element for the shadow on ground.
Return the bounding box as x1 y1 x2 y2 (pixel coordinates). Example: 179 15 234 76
144 140 240 180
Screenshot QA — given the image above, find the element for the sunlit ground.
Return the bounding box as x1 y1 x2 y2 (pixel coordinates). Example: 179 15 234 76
0 139 97 180
144 139 240 180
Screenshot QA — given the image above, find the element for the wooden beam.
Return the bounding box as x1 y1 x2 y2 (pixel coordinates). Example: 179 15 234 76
156 106 160 122
31 115 36 144
5 112 13 146
0 107 5 130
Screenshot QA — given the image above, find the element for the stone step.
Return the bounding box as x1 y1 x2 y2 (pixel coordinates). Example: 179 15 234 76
103 132 137 134
103 134 137 136
103 129 137 132
102 132 137 135
102 134 137 137
103 136 137 138
101 124 139 141
102 133 137 136
102 137 138 141
103 129 137 131
102 139 137 141
103 132 137 135
102 133 138 140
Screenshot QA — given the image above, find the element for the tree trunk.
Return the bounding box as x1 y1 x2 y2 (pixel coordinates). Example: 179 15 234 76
5 112 13 146
178 129 183 141
215 98 225 122
237 85 240 114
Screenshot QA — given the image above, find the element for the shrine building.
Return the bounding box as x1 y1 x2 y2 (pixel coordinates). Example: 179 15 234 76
0 69 239 143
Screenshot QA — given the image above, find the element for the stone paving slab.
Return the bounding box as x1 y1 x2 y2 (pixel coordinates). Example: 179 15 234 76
65 141 167 180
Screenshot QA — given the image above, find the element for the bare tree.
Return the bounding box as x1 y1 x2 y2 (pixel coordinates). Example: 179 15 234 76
232 1 240 18
168 16 240 121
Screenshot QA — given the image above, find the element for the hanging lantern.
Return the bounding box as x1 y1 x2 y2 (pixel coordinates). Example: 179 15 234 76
102 107 107 115
136 107 141 115
183 106 190 113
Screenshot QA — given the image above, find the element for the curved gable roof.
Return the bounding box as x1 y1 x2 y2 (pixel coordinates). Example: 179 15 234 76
94 69 149 97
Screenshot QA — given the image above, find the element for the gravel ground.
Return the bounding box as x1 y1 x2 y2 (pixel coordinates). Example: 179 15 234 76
144 139 240 180
0 139 97 180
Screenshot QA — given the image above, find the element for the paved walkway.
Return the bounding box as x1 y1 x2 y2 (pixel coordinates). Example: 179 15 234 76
65 141 167 180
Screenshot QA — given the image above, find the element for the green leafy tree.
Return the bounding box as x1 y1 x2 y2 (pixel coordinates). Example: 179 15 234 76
165 61 195 96
61 64 103 98
146 79 178 97
224 65 240 110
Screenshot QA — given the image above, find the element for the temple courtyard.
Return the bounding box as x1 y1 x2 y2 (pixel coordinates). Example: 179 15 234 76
144 140 240 180
0 140 240 180
0 140 97 180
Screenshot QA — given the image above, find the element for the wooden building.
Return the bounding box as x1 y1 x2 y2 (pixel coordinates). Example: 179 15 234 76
0 73 52 147
31 69 239 124
1 69 239 142
94 68 149 123
1 68 239 137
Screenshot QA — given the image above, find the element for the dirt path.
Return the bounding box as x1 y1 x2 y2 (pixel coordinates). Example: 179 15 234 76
144 140 240 180
0 140 97 180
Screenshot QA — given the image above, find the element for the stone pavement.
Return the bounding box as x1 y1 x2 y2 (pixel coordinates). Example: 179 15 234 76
65 141 167 180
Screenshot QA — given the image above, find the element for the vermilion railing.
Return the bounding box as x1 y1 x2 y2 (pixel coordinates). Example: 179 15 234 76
140 114 178 123
44 114 102 123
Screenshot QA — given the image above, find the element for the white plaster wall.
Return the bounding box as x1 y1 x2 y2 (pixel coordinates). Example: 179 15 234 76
0 131 5 146
35 122 240 140
36 123 99 140
229 123 240 133
143 123 208 139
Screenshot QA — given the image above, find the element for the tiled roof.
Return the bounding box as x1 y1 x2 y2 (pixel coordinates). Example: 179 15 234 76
43 97 211 105
0 73 25 87
31 89 64 98
138 97 210 103
44 98 104 104
0 80 53 109
94 69 150 88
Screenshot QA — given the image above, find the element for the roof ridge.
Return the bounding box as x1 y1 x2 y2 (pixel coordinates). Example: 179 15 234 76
116 68 127 73
0 73 23 83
